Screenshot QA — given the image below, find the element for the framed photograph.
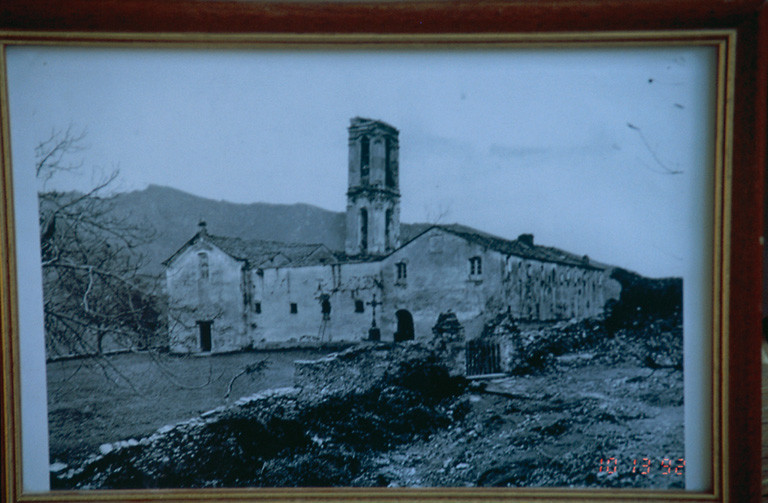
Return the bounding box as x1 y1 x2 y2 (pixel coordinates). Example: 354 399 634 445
0 2 764 502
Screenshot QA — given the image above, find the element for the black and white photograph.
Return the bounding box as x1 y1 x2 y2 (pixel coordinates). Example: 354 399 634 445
6 43 716 491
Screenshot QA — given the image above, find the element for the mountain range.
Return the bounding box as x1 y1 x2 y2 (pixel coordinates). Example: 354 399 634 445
92 185 429 275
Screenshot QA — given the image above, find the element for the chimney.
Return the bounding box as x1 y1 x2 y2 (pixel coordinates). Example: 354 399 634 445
518 233 534 247
198 219 208 238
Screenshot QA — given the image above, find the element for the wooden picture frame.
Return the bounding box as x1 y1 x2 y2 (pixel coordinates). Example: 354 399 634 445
0 1 765 502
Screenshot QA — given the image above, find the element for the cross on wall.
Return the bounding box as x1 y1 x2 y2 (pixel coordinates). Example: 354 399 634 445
366 293 382 329
366 294 383 341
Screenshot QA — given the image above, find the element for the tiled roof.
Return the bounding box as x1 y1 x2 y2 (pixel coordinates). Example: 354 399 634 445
207 235 326 266
166 223 601 271
409 223 602 270
165 232 334 268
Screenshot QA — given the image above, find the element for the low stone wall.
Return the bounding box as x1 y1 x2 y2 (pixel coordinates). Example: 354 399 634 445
294 343 390 397
294 339 466 400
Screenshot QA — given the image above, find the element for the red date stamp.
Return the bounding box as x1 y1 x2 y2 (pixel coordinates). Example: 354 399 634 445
599 457 685 475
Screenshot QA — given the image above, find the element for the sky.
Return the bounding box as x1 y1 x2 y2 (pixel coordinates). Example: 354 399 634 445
6 45 716 278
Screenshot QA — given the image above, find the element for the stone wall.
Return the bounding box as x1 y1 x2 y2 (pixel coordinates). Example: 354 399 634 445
294 344 394 398
294 338 466 401
251 261 385 345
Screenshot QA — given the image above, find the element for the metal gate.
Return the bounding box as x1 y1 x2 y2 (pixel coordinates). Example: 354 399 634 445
466 338 502 377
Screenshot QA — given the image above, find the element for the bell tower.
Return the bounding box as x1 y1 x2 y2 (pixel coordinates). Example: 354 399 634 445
345 117 401 256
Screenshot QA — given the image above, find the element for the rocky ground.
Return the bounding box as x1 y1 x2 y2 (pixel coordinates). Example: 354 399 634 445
353 355 683 489
53 337 683 490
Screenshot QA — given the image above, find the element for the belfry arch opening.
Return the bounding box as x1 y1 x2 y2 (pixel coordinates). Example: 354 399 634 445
359 208 368 253
360 136 370 182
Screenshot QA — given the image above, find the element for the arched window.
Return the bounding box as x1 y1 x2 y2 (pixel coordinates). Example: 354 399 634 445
359 208 368 253
385 137 394 187
396 261 407 284
385 208 393 247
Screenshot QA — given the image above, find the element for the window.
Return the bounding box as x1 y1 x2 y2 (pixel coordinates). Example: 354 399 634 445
198 252 209 280
290 303 298 314
197 320 212 352
254 302 261 314
385 209 393 247
396 262 407 281
469 256 482 276
321 297 331 321
355 299 365 313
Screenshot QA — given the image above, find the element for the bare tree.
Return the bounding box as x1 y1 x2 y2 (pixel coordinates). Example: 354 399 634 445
37 127 162 362
38 128 269 400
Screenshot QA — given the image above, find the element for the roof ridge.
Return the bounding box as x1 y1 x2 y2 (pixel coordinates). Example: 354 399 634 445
208 233 326 249
432 224 600 270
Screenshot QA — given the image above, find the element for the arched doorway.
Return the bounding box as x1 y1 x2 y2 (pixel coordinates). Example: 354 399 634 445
394 309 414 342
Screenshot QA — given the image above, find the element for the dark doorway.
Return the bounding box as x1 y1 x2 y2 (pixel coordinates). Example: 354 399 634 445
197 321 212 352
321 296 331 321
394 309 414 342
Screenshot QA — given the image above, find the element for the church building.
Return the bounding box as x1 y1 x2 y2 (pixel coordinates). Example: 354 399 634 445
164 118 619 353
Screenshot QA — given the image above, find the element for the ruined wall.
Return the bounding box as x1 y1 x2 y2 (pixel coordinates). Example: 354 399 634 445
165 242 249 353
294 339 466 400
294 345 393 398
502 256 614 321
250 261 385 347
